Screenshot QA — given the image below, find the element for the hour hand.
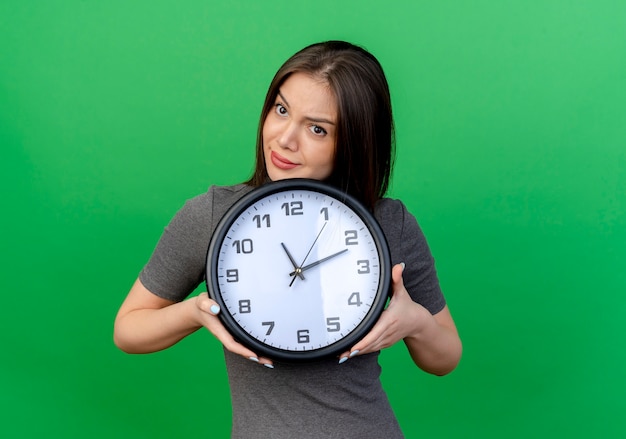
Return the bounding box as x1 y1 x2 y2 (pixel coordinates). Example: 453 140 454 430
281 243 304 280
290 249 349 276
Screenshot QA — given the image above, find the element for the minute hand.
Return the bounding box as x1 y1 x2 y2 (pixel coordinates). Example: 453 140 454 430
290 249 349 277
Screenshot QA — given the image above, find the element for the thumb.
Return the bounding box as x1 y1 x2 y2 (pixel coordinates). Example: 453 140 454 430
389 262 406 297
196 292 221 315
392 262 405 285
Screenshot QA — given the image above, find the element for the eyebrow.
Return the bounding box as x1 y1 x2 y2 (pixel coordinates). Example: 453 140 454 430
277 90 336 126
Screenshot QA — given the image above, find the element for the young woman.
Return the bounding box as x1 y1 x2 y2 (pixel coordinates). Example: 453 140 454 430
115 41 462 438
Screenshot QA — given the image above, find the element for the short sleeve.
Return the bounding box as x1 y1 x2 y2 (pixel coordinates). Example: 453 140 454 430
139 192 215 301
139 184 253 302
375 199 446 315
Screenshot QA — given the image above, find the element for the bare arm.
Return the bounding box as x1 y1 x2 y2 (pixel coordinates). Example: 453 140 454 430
114 278 274 366
403 304 462 376
113 278 202 353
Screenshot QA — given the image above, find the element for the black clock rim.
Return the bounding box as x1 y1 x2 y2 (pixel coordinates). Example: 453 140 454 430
205 178 392 362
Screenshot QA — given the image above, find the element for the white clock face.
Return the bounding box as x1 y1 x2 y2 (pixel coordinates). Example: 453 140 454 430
213 187 385 355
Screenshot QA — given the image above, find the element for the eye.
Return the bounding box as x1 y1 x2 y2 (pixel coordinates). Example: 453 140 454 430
309 125 327 136
274 103 288 116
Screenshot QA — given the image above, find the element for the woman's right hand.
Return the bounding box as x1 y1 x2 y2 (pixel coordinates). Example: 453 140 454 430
194 292 274 368
115 278 273 368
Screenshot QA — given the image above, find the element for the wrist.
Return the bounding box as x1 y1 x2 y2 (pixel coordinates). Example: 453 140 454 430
404 304 437 343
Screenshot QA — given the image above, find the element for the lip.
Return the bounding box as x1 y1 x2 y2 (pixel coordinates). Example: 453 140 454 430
270 151 299 170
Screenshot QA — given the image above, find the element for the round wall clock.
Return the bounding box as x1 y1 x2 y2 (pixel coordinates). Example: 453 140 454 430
206 179 391 362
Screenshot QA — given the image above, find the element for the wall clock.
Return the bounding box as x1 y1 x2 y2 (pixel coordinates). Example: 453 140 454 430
206 179 391 362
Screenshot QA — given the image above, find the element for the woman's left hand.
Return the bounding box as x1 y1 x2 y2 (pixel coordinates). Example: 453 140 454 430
338 263 462 375
339 263 426 359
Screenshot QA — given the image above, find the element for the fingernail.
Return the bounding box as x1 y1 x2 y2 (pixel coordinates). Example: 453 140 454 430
263 363 274 369
349 350 360 358
338 356 349 365
210 304 220 314
248 356 259 363
400 262 406 270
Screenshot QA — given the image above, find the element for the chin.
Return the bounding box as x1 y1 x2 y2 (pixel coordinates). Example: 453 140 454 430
265 163 333 182
269 172 329 182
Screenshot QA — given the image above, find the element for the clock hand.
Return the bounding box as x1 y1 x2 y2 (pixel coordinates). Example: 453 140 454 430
281 242 305 280
290 248 348 276
299 221 327 267
289 222 327 287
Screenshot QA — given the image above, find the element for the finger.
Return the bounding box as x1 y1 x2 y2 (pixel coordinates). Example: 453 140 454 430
388 263 414 306
196 295 274 368
338 348 361 364
258 356 275 369
350 329 385 355
196 292 221 315
340 333 387 363
196 294 265 363
208 321 261 361
341 317 389 360
392 262 406 288
340 266 405 363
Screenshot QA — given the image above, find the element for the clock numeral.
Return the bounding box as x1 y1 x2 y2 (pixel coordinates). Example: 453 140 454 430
281 201 303 216
226 269 239 283
356 259 370 274
348 292 362 307
238 299 251 314
297 329 310 344
253 214 271 228
345 230 358 245
233 239 254 254
326 317 341 332
262 321 275 335
320 207 329 221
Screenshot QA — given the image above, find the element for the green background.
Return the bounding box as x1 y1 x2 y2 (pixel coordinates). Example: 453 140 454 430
2 1 625 437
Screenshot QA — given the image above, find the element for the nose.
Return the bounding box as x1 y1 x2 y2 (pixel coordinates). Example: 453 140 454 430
276 122 298 151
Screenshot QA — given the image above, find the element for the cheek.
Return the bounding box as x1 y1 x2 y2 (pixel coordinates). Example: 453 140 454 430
323 143 337 167
262 115 279 143
261 120 269 145
315 144 336 178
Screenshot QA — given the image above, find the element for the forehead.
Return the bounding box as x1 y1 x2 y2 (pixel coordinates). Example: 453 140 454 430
278 72 337 119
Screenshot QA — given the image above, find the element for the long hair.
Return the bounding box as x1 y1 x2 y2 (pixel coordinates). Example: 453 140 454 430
246 41 395 211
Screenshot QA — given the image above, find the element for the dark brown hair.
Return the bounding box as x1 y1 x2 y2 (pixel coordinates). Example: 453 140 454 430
246 41 395 211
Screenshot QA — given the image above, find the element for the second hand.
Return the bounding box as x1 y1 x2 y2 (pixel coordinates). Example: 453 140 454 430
289 222 327 287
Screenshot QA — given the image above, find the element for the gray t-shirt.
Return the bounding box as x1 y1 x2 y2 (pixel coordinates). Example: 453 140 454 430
140 184 446 438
